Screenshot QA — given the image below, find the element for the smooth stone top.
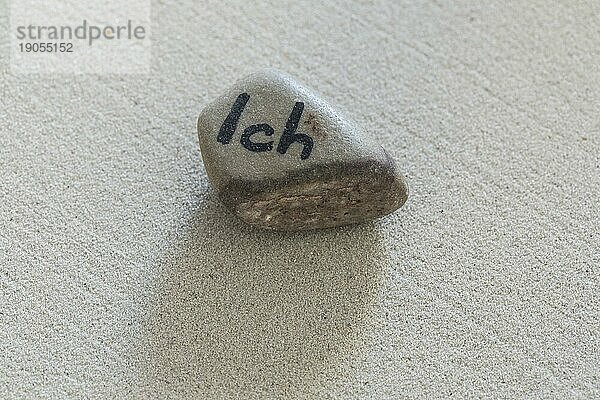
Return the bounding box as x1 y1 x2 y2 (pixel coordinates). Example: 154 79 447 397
197 69 408 230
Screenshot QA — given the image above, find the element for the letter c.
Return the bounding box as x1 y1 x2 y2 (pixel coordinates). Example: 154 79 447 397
241 123 274 152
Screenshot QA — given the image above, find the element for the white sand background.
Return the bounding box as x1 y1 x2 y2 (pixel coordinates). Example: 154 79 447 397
1 1 599 398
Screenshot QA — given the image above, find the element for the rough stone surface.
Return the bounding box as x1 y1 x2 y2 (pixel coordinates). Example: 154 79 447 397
197 69 408 230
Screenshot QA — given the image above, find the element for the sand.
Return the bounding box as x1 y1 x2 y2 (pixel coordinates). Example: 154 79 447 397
1 1 598 398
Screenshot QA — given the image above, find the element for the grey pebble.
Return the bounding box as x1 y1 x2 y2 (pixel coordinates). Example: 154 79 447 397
197 69 408 230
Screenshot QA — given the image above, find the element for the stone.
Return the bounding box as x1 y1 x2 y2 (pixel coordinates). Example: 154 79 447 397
197 69 408 230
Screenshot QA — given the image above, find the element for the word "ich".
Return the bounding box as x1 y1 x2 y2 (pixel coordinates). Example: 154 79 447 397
217 93 314 160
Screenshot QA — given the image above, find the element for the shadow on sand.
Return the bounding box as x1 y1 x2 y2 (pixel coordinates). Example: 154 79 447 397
142 189 387 395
